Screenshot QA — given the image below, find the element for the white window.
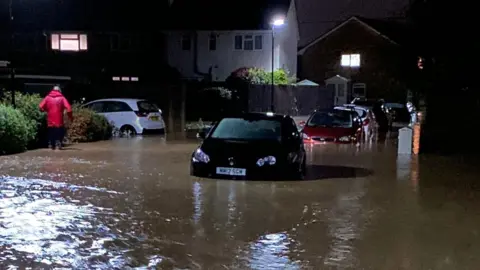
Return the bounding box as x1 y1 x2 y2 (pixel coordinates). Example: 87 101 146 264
234 34 263 50
113 76 139 82
341 53 361 67
51 33 88 51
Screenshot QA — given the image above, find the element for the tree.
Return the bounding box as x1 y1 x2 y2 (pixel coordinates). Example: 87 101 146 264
226 67 296 85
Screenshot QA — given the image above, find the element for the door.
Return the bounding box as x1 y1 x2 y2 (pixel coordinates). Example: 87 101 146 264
102 101 133 129
334 83 347 106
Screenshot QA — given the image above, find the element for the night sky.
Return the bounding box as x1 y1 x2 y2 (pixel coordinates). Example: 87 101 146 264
296 0 409 46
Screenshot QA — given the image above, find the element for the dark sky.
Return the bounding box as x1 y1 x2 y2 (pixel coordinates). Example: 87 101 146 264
296 0 410 46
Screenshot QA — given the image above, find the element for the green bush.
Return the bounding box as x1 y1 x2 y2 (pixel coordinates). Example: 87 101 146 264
3 92 47 147
227 67 296 85
0 104 34 154
66 106 113 143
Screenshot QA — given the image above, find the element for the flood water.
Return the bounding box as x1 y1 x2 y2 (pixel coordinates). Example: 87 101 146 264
2 136 480 269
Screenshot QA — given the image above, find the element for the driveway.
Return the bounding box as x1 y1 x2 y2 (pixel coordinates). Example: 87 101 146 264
1 137 480 268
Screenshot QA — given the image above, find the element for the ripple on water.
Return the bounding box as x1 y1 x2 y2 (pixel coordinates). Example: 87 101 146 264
0 176 166 269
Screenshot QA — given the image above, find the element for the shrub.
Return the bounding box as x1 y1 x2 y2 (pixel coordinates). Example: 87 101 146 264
66 106 113 143
227 67 296 85
0 104 34 154
2 92 47 147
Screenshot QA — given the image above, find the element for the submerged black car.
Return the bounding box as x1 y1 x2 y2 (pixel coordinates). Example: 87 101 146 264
190 112 307 180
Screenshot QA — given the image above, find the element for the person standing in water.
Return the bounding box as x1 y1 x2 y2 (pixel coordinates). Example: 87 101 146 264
39 86 73 150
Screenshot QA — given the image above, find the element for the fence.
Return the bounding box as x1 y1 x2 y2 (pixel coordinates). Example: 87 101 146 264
247 84 334 116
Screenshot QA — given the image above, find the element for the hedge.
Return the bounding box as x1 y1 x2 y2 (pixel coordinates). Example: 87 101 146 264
0 104 34 154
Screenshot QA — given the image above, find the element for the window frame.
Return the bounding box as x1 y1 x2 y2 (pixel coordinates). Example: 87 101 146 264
208 34 217 51
181 34 191 51
50 33 88 52
234 35 243 50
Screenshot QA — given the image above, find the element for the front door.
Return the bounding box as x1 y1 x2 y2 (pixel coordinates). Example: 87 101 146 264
334 83 347 105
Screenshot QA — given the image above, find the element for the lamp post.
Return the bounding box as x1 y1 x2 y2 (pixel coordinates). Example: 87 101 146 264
270 18 285 112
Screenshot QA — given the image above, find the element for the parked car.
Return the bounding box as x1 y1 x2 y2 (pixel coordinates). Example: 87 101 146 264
191 112 306 180
336 104 377 139
83 98 165 135
384 102 412 128
299 108 362 144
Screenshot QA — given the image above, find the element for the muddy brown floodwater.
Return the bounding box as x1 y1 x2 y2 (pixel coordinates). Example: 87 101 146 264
2 136 480 269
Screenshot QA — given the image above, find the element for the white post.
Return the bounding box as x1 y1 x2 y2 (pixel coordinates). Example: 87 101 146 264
398 127 413 155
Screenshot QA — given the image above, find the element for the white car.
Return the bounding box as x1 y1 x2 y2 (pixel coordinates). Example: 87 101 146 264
83 98 165 135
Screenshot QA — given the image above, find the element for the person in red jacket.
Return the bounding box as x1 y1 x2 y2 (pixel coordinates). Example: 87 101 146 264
39 86 73 150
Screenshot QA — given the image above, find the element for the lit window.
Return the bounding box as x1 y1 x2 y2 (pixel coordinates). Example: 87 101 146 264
341 54 361 67
121 77 130 81
130 77 139 81
112 77 120 81
51 33 88 51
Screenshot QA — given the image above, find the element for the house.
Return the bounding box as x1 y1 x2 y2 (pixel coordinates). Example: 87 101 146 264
165 0 299 82
298 16 415 105
0 1 172 100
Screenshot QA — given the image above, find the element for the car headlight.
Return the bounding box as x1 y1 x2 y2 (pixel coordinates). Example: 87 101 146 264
256 156 276 166
338 136 351 142
193 148 210 163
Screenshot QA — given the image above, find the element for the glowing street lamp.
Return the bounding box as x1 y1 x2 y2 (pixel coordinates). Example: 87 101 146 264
270 17 285 112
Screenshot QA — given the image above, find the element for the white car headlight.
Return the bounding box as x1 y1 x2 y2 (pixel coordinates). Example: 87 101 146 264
193 148 210 163
256 156 276 166
338 136 351 142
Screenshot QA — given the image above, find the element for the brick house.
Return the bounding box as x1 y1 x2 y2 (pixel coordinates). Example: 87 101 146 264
298 16 415 105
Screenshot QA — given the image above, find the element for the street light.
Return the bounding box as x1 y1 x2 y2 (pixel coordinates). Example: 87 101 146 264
270 17 285 112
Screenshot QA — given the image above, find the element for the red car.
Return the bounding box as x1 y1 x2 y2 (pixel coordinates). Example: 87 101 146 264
299 108 363 144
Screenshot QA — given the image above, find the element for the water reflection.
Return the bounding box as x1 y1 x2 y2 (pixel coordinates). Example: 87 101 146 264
0 176 165 269
247 232 301 269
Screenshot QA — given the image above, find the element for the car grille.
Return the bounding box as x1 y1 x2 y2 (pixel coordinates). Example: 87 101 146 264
311 137 335 142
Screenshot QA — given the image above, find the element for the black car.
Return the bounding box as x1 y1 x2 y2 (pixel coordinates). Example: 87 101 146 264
190 112 307 180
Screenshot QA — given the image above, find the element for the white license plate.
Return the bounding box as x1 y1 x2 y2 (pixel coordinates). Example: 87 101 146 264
216 167 246 176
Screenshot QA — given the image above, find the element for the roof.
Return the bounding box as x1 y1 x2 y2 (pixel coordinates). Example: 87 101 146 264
166 0 291 30
298 16 412 55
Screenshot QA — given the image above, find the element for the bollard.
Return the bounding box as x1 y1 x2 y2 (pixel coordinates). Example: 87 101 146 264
398 127 413 155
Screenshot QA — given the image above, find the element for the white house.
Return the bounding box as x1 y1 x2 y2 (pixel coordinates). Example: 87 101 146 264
165 0 299 82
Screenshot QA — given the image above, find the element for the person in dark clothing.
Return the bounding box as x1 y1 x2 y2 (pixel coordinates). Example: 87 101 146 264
372 100 389 139
39 86 73 150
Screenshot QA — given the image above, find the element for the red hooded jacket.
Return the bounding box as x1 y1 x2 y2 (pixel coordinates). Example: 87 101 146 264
39 90 73 127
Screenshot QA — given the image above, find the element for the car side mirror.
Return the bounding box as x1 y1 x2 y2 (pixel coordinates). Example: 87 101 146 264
196 131 206 139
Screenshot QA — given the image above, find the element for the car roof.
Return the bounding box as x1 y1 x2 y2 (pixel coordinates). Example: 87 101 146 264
86 98 146 103
222 112 292 121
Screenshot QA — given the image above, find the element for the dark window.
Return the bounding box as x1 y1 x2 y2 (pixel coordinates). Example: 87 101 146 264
181 35 191 50
103 101 132 113
86 102 104 113
244 35 253 50
307 110 353 128
254 35 263 50
234 35 243 50
209 35 216 51
137 101 160 113
211 118 282 141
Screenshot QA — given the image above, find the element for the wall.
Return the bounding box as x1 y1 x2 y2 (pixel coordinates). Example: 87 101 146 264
299 19 407 100
166 3 298 82
248 84 334 116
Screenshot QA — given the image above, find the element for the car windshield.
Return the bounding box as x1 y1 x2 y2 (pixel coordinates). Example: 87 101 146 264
137 101 159 112
210 118 282 141
307 110 353 128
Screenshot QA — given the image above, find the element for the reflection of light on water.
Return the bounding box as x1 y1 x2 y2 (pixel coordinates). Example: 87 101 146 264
324 187 365 268
248 232 300 269
0 176 163 268
411 156 419 192
192 181 202 224
227 182 236 227
396 154 412 180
